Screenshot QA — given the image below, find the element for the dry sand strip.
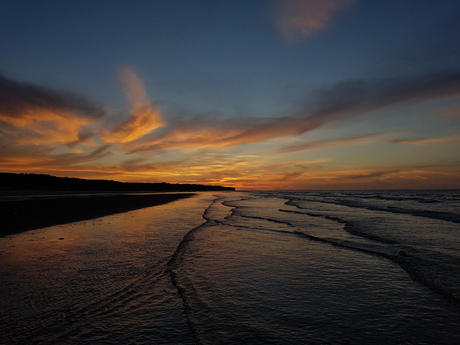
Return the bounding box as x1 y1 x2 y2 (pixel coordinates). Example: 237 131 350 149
0 193 195 236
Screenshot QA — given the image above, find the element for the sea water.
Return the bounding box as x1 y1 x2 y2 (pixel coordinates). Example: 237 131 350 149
1 190 459 344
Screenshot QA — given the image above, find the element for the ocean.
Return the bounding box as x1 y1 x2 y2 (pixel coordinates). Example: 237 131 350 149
1 190 459 344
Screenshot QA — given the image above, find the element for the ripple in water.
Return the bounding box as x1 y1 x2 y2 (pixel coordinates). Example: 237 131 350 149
1 190 460 344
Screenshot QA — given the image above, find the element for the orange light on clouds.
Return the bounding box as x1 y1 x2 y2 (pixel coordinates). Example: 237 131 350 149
0 108 92 145
0 156 54 167
1 68 460 190
2 1 460 192
100 68 164 144
130 125 245 153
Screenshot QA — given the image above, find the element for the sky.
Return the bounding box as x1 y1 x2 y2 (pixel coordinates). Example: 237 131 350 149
1 0 460 190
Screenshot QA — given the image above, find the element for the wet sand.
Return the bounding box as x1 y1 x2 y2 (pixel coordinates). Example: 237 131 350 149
0 192 195 237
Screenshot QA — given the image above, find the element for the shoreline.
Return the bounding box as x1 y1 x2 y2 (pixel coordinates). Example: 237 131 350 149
0 192 195 237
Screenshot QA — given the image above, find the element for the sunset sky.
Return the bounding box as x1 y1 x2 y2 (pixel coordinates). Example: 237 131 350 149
1 0 460 190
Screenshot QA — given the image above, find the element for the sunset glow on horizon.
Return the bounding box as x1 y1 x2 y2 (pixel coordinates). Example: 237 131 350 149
1 0 460 190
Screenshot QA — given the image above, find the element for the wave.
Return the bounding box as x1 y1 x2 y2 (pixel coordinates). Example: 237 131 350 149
281 203 399 245
331 198 460 223
166 195 241 344
222 193 460 311
206 194 460 312
287 195 460 223
292 228 460 309
279 196 460 309
166 209 210 344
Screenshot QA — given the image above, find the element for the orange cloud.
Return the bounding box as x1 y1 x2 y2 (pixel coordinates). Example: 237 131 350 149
131 71 460 153
100 68 164 143
130 111 348 153
0 108 93 145
0 144 112 171
275 0 354 42
0 156 54 167
229 166 460 190
130 124 245 152
0 75 103 147
2 70 460 190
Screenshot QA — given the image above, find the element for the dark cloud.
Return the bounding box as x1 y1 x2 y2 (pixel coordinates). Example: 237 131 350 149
388 135 460 144
0 74 105 119
0 74 106 146
313 70 460 110
234 70 460 142
129 70 460 153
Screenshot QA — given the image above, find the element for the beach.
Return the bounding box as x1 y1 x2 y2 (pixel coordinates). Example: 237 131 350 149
0 192 195 237
1 190 459 344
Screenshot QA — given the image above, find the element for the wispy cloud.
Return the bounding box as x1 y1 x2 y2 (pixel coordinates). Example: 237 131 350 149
388 135 460 145
277 132 397 153
439 104 460 117
2 69 460 188
313 72 460 108
274 0 354 42
334 165 460 190
201 161 460 190
0 75 103 119
100 68 164 143
132 70 460 153
343 168 402 180
0 141 114 179
0 74 103 146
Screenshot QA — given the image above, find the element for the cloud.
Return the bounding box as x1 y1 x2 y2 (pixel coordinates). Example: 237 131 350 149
5 68 454 154
277 132 396 153
130 113 334 153
313 71 460 108
333 164 460 190
439 105 460 117
0 75 104 119
2 69 460 189
51 145 113 165
100 68 164 143
274 0 354 42
132 70 460 153
343 168 402 180
129 117 247 152
222 162 460 190
0 140 110 165
0 74 103 145
388 135 460 145
220 70 460 145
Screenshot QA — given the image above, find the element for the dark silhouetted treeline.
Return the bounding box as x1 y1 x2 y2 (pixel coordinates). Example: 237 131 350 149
0 173 235 192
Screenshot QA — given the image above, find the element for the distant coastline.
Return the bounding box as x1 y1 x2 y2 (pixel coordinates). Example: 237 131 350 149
0 172 235 237
0 172 235 193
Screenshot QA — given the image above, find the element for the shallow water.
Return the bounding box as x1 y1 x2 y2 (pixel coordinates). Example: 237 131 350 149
0 193 214 344
1 190 459 344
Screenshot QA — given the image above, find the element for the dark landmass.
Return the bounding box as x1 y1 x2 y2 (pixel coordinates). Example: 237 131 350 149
1 193 195 237
0 172 235 192
0 172 235 236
